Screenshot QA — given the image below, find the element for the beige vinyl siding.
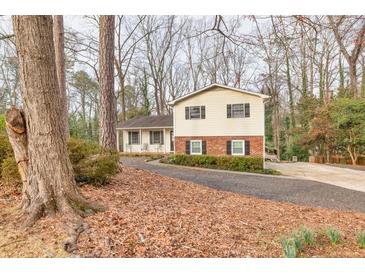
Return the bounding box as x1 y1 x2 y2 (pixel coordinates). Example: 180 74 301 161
174 86 265 137
122 128 172 153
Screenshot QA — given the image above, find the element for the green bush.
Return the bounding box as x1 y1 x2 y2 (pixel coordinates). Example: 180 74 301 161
73 153 119 185
0 137 119 185
67 138 102 164
165 154 264 173
1 156 21 183
0 114 5 132
0 134 14 177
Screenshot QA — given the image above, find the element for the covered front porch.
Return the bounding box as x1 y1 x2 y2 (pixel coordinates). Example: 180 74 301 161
117 127 174 153
116 115 174 153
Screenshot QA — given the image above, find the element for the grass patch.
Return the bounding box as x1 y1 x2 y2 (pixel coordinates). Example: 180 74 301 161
281 238 297 258
326 227 341 245
281 226 317 257
300 226 315 245
357 231 365 249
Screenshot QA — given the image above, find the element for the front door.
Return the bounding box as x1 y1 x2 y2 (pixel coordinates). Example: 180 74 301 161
170 131 174 151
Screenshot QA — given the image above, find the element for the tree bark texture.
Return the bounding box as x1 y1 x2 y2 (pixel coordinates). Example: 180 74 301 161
12 16 100 251
53 15 69 140
99 16 117 149
5 107 29 206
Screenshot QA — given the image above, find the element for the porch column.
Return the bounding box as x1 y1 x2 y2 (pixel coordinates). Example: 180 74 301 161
163 128 166 153
116 129 120 152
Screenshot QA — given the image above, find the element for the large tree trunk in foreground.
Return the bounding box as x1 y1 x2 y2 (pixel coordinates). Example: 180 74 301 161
99 15 117 149
12 16 100 251
53 15 69 140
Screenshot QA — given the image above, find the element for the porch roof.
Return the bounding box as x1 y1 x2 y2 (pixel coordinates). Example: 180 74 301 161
117 115 173 129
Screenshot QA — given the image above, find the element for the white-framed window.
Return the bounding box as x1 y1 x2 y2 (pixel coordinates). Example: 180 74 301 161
190 140 202 155
128 131 140 144
231 140 245 155
150 130 163 144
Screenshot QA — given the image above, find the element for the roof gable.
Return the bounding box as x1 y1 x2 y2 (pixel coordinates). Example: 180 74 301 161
168 83 270 105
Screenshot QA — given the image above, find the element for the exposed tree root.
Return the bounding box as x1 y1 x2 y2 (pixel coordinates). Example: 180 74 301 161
20 192 105 253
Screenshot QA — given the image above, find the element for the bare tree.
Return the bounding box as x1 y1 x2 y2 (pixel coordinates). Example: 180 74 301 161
142 16 185 115
115 15 146 122
328 16 365 97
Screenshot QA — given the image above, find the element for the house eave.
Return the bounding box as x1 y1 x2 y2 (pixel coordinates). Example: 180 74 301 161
116 126 174 130
168 83 270 106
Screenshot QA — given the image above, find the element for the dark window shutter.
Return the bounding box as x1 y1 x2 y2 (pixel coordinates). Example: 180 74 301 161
226 140 232 155
149 131 152 144
161 131 164 144
185 106 190 119
245 140 250 155
202 140 207 155
227 104 232 118
245 103 250 118
128 132 131 145
185 140 190 154
201 106 206 119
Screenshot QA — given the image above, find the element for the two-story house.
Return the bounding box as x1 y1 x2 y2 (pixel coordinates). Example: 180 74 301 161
116 83 269 157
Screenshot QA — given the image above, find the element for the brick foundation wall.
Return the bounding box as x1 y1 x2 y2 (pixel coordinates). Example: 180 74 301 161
175 136 264 157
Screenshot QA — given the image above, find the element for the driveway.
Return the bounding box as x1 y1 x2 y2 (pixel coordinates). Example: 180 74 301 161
266 162 365 193
121 157 365 213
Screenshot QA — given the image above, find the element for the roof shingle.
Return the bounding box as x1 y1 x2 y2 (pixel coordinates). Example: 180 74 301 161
117 115 173 129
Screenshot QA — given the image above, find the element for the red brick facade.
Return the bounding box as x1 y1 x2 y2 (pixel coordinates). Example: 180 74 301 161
175 136 264 157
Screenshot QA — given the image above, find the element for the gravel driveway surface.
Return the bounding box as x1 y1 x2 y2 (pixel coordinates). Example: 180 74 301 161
121 157 365 213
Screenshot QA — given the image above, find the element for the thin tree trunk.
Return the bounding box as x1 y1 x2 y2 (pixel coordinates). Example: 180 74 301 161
99 16 117 149
347 145 358 165
285 53 295 128
12 16 101 251
361 62 365 98
114 59 126 122
349 62 358 98
338 53 346 97
53 15 69 140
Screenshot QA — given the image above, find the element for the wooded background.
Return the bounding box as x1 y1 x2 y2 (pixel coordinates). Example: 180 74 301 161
1 15 365 164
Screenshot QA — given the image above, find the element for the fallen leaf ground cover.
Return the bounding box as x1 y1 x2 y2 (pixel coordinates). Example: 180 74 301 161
1 166 365 257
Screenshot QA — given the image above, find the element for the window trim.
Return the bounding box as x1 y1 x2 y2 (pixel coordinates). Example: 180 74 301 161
227 103 250 118
150 130 163 145
231 103 245 118
189 106 202 119
129 131 140 145
231 140 245 156
190 140 202 155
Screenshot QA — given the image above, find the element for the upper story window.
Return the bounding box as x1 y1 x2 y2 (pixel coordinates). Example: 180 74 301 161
185 106 206 120
227 103 250 118
128 131 140 144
